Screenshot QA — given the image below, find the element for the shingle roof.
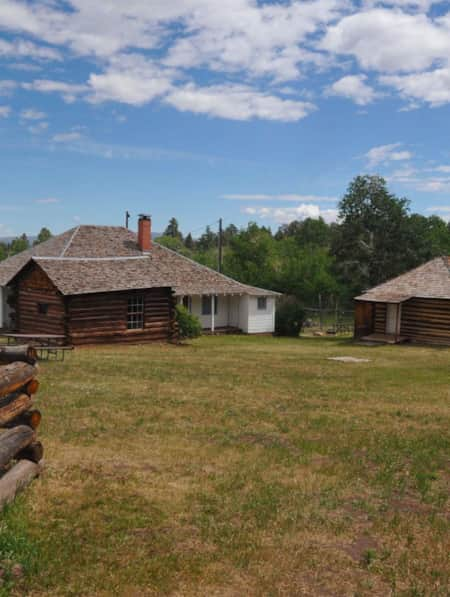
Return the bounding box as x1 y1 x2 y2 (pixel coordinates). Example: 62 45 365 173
0 226 280 297
355 257 450 303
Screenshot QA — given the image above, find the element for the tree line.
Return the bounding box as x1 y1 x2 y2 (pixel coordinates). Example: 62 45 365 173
158 176 450 308
0 228 52 261
2 176 450 308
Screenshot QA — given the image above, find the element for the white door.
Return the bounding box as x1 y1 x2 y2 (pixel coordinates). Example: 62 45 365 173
386 304 398 335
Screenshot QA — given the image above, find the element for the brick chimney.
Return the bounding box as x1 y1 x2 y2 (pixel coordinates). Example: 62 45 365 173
138 214 152 252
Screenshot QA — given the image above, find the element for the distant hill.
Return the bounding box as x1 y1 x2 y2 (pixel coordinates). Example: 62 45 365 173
0 236 37 244
0 233 164 246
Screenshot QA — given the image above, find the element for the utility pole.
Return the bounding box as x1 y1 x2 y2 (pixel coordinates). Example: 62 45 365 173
218 218 223 273
125 211 131 229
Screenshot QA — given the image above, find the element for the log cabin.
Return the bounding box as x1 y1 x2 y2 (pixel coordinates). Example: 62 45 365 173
0 216 279 345
354 257 450 345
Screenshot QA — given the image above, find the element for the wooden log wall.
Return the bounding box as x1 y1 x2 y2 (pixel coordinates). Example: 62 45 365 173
66 287 177 345
400 298 450 344
0 349 43 510
16 263 66 336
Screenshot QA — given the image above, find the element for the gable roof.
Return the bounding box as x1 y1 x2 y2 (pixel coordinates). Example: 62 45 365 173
0 225 280 297
355 257 450 303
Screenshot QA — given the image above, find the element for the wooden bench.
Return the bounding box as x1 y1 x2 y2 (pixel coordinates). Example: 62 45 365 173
35 346 73 362
0 334 73 361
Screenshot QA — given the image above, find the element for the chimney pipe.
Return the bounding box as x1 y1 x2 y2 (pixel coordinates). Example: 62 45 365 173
138 214 152 252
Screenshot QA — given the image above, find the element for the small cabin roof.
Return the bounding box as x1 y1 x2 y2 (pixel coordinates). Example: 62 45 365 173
355 257 450 303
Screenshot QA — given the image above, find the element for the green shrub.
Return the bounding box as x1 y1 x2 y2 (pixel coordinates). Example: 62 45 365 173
275 297 305 337
176 305 202 340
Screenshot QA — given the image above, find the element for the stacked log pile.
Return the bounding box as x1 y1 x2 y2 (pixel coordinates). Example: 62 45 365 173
0 346 43 509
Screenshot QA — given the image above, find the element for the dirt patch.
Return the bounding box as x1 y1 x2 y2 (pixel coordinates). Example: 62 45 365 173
237 432 298 452
389 494 432 515
343 534 379 563
328 357 371 363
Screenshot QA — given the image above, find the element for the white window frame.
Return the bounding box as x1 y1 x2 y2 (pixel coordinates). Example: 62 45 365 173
127 295 145 330
182 296 192 313
257 297 267 311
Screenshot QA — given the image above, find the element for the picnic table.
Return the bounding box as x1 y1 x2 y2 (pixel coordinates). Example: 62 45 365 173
0 333 72 361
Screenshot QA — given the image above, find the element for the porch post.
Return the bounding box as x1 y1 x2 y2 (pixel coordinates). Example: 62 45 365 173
211 295 215 333
396 303 402 341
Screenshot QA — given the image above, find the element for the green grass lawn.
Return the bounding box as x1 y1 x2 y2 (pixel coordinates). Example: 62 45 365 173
2 336 449 596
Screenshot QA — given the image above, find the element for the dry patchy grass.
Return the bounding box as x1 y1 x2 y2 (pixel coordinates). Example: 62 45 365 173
2 336 449 596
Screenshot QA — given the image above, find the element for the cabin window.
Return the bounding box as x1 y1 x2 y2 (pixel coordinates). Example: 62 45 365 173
257 297 267 311
202 295 218 316
127 295 144 329
182 296 192 312
37 303 49 315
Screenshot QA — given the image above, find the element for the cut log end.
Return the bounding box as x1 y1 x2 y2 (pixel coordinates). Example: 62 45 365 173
3 408 42 430
16 441 43 464
25 379 39 396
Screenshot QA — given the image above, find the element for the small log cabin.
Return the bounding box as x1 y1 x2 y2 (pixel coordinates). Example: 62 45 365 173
354 257 450 345
0 216 279 345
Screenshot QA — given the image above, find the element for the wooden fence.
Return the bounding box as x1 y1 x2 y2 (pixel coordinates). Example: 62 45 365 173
0 346 43 509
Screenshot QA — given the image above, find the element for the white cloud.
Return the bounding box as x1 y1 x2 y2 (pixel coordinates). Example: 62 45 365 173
242 204 338 223
0 38 61 61
223 193 336 202
387 166 418 183
0 80 17 95
0 0 337 121
425 205 450 221
35 197 60 204
163 0 340 81
52 131 83 143
7 62 42 72
0 106 11 118
426 206 450 213
28 121 49 135
322 9 450 73
46 137 218 162
364 0 437 8
365 142 413 167
22 80 87 103
87 56 174 105
327 74 380 105
20 108 46 120
165 83 315 122
431 165 450 173
380 68 450 107
2 0 450 120
0 0 342 75
416 178 450 192
0 223 15 236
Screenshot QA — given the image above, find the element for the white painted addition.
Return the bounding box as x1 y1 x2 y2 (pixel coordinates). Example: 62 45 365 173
247 296 276 334
178 294 276 334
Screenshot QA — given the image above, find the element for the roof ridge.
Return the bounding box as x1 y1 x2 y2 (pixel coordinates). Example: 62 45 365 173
60 225 80 257
34 256 148 262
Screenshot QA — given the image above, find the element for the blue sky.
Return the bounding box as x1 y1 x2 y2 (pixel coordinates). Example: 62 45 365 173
1 0 450 237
